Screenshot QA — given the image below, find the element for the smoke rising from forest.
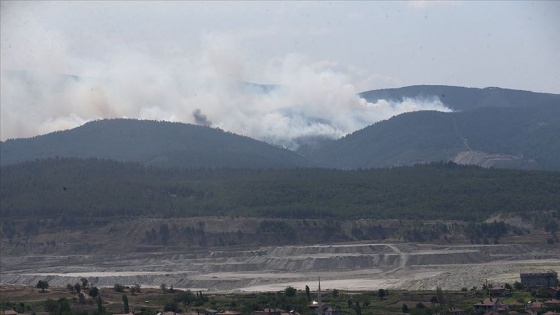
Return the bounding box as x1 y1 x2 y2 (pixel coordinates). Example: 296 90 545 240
0 62 451 148
0 46 452 148
0 5 452 148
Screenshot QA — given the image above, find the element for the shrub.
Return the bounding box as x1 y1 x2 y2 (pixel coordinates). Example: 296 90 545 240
114 283 125 292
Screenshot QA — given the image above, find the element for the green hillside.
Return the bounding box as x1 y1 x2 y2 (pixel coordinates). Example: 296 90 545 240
2 158 559 222
308 102 560 170
0 119 307 169
1 86 558 171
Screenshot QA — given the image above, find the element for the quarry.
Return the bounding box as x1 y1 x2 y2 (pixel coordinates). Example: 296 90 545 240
2 242 559 293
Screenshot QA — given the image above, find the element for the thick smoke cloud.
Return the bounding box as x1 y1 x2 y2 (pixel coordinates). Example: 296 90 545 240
0 4 451 149
0 56 451 149
192 109 212 127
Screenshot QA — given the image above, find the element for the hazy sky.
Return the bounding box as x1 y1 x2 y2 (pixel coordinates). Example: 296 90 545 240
1 1 559 144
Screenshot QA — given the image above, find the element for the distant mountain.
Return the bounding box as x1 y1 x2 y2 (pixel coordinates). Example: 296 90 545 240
307 101 560 170
0 119 307 169
2 85 559 171
359 85 560 111
303 85 560 170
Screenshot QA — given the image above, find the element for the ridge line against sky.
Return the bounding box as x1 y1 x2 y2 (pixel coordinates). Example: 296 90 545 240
1 1 559 144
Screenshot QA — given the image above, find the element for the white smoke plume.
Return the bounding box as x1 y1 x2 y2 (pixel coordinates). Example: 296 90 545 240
0 67 451 149
0 51 451 149
0 4 452 149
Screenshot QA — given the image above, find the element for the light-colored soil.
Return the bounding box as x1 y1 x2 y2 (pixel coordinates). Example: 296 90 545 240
453 150 532 168
2 242 559 293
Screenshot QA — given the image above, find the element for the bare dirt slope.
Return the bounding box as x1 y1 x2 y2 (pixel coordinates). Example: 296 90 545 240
453 150 532 168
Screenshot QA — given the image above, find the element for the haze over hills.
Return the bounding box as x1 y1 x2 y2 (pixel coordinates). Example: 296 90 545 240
2 85 560 291
1 85 559 170
0 119 307 169
308 85 560 170
319 86 560 170
308 102 560 170
359 85 560 111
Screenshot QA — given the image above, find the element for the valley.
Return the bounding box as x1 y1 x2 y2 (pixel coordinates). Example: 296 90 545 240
3 3 560 312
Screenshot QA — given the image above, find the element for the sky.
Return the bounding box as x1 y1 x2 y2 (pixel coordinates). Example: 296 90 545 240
1 1 559 146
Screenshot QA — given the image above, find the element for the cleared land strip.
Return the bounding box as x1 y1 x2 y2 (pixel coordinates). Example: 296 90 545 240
1 243 559 292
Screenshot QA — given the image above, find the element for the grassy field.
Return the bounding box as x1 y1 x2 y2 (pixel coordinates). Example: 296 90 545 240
0 283 544 315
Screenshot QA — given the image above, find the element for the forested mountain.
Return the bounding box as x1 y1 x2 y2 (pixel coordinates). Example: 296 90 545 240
307 99 560 170
359 85 560 111
0 119 307 169
2 158 559 221
1 86 559 170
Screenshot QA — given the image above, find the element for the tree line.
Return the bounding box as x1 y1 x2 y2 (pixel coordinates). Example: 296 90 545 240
1 158 559 224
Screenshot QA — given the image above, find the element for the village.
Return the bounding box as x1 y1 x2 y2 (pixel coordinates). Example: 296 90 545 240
1 270 560 315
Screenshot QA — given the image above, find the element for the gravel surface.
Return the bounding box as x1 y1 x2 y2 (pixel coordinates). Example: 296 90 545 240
2 242 559 292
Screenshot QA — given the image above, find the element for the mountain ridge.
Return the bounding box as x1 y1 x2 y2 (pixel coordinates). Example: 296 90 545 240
2 85 559 170
359 85 560 111
0 118 307 169
307 102 560 170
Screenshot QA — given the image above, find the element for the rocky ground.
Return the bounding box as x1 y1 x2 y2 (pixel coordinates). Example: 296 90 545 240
2 242 559 293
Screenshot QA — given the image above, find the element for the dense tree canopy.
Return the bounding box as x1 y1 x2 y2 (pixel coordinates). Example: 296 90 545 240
1 158 559 223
